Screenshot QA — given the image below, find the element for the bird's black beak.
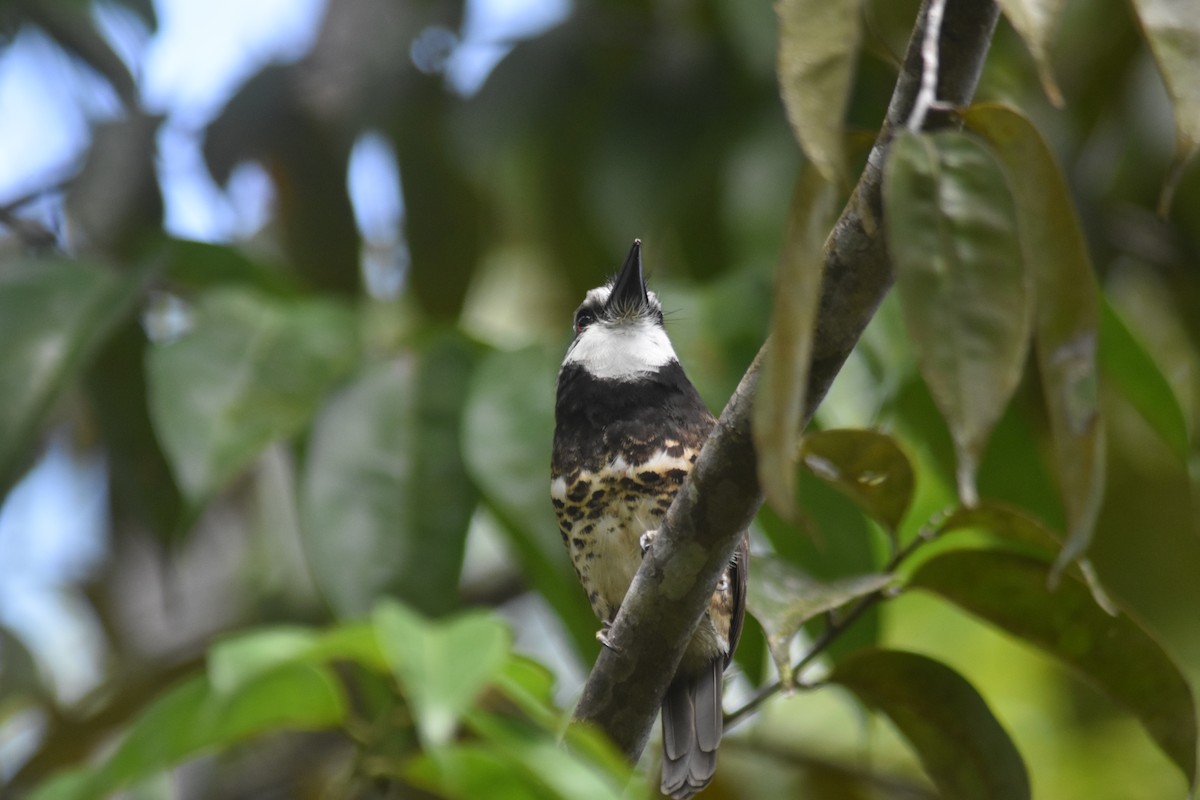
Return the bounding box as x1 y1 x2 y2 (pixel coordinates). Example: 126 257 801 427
607 239 648 312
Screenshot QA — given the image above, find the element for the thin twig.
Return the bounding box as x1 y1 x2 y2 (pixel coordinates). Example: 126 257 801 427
725 524 941 730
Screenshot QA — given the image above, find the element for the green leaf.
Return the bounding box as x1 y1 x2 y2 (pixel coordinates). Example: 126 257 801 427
34 662 344 799
994 0 1066 104
372 601 511 748
775 0 863 183
159 239 298 296
746 554 892 685
467 713 630 800
800 428 915 537
884 131 1033 507
0 258 144 497
1127 0 1200 205
85 320 183 540
147 288 359 521
404 745 548 800
462 345 598 657
301 332 478 617
964 104 1105 574
830 649 1031 800
910 550 1198 785
1098 298 1191 463
207 627 318 694
753 167 839 519
933 501 1116 613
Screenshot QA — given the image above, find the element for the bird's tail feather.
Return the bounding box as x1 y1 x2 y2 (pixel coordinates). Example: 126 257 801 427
660 659 722 799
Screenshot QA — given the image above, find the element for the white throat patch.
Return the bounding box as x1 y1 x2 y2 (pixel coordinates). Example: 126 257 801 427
564 317 677 381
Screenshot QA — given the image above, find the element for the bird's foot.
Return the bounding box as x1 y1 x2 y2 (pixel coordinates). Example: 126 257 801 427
640 528 659 555
595 620 620 652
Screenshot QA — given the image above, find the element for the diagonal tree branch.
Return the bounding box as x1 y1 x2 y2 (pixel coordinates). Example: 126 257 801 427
570 0 1001 761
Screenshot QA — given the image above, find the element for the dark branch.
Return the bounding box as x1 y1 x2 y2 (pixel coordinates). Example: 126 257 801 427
570 0 1001 761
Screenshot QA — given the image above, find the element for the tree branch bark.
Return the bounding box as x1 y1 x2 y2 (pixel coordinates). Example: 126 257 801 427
570 0 1001 761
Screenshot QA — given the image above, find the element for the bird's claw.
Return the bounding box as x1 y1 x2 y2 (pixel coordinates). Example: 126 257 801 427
640 528 659 555
595 620 619 652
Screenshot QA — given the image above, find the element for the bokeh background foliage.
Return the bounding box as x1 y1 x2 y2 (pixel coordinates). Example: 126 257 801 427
1 0 1199 797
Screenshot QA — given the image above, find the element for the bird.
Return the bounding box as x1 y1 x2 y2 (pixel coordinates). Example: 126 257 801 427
551 239 748 799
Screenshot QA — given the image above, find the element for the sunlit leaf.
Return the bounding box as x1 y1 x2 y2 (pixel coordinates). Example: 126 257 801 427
301 332 478 618
965 104 1105 575
754 167 839 519
372 600 510 748
800 428 915 537
1127 0 1200 207
910 550 1198 785
831 649 1031 800
884 131 1033 508
775 0 863 183
0 258 145 497
462 345 598 658
994 0 1066 104
1098 298 1190 463
747 554 892 685
147 288 359 522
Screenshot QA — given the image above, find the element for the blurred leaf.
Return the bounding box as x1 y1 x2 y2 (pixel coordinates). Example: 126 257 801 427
66 113 162 257
85 320 182 540
884 131 1033 507
747 555 892 685
934 501 1116 613
754 167 839 519
208 623 387 701
373 600 511 748
147 288 359 523
0 258 144 498
32 664 344 800
466 713 629 800
0 626 40 701
207 627 318 694
302 332 478 618
159 239 298 296
404 745 547 800
775 0 862 183
494 655 559 728
830 649 1031 800
994 0 1066 104
462 345 598 658
800 428 915 538
1127 0 1200 203
1098 297 1191 463
910 550 1198 784
965 104 1105 574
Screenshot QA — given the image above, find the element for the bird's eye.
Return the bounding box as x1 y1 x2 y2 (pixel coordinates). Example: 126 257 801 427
574 310 595 333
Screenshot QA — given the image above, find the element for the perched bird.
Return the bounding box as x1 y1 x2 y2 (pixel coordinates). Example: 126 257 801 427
551 240 748 799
